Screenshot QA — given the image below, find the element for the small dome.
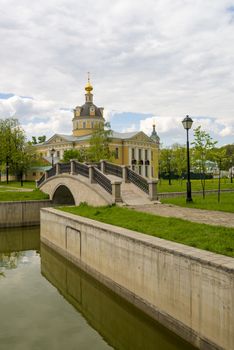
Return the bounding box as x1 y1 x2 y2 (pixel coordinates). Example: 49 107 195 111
85 81 93 93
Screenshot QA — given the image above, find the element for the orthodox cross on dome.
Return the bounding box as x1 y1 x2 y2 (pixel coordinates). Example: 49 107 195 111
85 72 93 94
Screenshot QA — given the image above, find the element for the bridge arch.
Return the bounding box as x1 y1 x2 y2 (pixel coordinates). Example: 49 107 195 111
52 185 75 205
39 174 112 206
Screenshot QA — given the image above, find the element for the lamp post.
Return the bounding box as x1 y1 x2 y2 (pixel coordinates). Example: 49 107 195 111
50 148 55 167
182 115 193 202
230 159 233 184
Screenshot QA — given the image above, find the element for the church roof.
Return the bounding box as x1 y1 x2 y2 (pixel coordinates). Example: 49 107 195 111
80 102 103 118
111 131 139 139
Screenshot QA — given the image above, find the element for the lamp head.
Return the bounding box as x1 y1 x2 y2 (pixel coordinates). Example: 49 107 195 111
182 115 193 130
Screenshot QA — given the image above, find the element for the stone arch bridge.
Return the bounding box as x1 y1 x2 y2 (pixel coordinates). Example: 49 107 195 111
37 160 158 206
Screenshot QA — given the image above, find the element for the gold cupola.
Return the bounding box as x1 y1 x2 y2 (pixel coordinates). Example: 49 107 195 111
72 74 105 137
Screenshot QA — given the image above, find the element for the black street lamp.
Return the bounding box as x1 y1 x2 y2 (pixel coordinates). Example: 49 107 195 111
230 159 233 184
182 115 193 202
50 148 55 167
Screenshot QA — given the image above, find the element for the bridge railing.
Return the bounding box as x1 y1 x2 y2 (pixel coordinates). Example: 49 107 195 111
60 162 71 173
126 167 149 194
37 173 45 187
47 166 56 178
93 167 112 194
74 161 89 177
103 161 123 178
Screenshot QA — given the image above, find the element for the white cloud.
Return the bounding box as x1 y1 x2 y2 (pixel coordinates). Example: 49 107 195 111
0 0 233 145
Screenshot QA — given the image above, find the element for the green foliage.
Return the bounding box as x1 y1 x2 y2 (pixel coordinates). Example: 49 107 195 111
171 143 186 179
63 148 88 162
88 122 114 162
161 192 234 213
59 204 234 257
159 148 174 184
0 118 37 179
31 135 46 144
191 126 217 198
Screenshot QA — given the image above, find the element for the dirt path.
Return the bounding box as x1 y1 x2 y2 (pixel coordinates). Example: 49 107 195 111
129 203 234 228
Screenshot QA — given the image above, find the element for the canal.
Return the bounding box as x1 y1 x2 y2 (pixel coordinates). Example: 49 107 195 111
0 226 196 350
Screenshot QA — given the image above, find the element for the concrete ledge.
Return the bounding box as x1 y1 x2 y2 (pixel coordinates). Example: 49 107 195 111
0 200 52 228
41 208 234 350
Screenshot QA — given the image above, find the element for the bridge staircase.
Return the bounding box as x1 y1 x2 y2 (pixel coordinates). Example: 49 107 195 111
37 160 158 205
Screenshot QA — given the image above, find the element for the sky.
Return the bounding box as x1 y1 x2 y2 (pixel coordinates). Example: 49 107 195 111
0 0 234 147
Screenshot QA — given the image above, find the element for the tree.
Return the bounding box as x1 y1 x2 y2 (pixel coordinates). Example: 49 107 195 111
159 148 174 185
0 118 36 184
88 122 114 162
191 126 217 198
31 135 46 144
171 143 186 183
63 148 88 162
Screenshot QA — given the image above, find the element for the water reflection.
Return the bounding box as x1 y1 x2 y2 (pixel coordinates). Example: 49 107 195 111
0 226 40 274
41 243 196 350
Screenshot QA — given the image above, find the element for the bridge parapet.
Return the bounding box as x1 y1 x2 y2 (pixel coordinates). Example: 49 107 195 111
100 160 158 200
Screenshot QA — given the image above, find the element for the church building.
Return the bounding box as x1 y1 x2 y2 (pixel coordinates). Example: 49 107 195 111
35 77 160 178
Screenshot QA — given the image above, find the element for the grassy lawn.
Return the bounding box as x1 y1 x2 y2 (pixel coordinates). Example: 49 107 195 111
157 178 234 193
0 189 49 201
59 204 234 257
161 192 234 213
0 181 36 189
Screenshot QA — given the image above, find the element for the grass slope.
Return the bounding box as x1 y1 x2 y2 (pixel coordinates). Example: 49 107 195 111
59 204 234 257
161 192 234 213
0 189 49 201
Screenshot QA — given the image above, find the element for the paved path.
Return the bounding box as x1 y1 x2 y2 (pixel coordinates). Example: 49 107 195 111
128 203 234 228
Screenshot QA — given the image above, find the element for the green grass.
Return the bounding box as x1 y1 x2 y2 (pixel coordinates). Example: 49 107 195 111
0 181 36 189
158 178 234 193
0 189 49 201
59 204 234 257
161 192 234 213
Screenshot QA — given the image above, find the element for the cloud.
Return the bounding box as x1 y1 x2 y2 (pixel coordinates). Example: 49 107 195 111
0 0 233 145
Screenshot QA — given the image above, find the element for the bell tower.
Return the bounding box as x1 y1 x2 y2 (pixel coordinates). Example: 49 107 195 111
72 73 105 137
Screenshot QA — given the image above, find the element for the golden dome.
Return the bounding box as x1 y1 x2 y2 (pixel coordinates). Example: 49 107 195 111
85 72 93 93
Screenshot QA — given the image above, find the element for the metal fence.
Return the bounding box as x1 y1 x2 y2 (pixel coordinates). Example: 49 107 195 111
60 163 71 173
47 166 56 178
126 167 149 194
93 167 112 194
74 162 89 177
104 162 123 178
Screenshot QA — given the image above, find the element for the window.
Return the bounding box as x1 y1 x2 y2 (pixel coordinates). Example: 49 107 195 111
83 121 86 128
131 148 135 159
145 149 148 160
91 121 94 128
139 166 141 175
33 172 36 176
145 166 148 177
57 151 60 158
115 148 119 159
132 165 135 171
138 149 142 160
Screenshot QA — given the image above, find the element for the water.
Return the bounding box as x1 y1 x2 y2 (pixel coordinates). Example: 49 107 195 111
0 227 196 350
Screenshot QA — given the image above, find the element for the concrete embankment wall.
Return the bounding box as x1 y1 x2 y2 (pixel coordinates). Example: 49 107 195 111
0 200 52 228
41 208 234 350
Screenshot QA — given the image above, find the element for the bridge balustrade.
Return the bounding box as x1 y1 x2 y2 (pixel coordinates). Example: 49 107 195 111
37 173 45 187
93 167 112 194
104 162 123 178
74 162 89 177
47 166 56 178
60 163 71 173
126 167 149 194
